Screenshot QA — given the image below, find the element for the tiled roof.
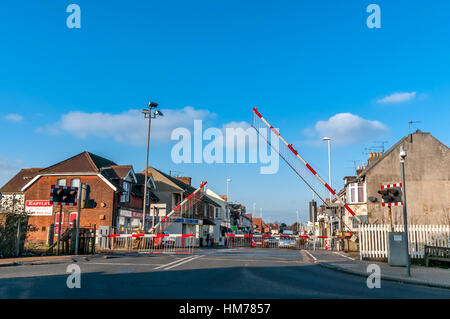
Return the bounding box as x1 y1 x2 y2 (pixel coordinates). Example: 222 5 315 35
0 168 43 193
109 165 133 179
143 167 220 207
40 151 116 174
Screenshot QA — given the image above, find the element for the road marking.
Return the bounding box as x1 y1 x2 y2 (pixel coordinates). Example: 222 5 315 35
303 250 317 261
153 257 194 270
333 252 355 260
162 255 204 270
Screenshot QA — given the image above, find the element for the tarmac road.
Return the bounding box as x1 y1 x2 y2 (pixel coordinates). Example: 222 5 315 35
1 248 449 298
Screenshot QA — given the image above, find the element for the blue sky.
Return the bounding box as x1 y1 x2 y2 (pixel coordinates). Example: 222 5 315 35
1 1 449 224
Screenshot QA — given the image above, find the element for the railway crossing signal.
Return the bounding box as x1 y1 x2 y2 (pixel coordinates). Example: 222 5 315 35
50 185 78 206
378 183 403 207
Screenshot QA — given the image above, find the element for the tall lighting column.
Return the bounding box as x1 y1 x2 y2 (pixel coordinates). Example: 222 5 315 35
142 101 163 232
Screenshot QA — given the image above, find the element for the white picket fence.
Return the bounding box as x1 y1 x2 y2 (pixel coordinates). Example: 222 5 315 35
359 224 450 259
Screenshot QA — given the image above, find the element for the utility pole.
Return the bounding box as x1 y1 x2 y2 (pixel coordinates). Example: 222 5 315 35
400 146 411 277
142 101 163 233
296 210 299 234
75 184 83 255
56 204 62 256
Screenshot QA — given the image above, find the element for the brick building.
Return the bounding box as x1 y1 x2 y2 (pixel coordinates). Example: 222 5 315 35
0 151 159 243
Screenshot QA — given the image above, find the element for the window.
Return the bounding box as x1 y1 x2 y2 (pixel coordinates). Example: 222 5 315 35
71 178 80 188
57 179 66 186
123 182 130 202
346 182 366 204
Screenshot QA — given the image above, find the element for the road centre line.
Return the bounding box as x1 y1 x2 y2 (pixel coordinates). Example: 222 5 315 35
153 256 195 270
303 250 317 261
162 255 204 270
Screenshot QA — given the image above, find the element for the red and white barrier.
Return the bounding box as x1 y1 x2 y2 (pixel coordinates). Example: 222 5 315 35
96 233 195 255
225 234 343 250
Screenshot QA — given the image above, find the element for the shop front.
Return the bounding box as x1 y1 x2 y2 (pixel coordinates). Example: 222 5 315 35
117 208 150 234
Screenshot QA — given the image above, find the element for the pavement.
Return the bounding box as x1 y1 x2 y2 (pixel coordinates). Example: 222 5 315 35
0 255 91 267
1 248 450 298
303 249 450 289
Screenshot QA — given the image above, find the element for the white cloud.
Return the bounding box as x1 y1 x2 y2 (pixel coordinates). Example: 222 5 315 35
377 91 416 104
0 161 18 187
38 106 215 146
305 113 389 145
4 114 24 123
221 121 258 150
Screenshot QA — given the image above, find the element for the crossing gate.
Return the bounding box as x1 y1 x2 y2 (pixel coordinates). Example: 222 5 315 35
252 108 363 226
96 233 195 255
150 181 207 234
225 234 343 250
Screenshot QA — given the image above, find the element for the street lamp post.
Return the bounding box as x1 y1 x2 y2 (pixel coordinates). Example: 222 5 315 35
296 209 299 234
260 207 263 233
226 178 232 201
322 137 332 201
142 101 163 233
323 137 332 237
400 146 411 276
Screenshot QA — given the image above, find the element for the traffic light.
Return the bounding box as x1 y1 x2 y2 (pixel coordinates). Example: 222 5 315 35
378 185 403 206
50 186 78 206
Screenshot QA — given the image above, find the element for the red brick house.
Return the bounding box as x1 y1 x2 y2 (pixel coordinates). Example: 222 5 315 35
1 151 158 243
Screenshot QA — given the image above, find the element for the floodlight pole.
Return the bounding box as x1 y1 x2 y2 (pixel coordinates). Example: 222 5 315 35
142 102 161 233
142 112 152 232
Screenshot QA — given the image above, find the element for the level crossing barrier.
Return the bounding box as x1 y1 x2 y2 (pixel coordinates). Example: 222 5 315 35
225 234 342 250
95 233 195 255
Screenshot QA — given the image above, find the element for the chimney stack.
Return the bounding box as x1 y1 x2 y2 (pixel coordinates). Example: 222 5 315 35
368 152 382 166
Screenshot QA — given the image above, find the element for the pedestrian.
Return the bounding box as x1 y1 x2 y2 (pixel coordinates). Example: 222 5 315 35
206 233 210 247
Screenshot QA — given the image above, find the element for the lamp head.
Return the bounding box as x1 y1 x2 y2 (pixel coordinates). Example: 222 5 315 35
154 110 163 117
322 137 330 141
148 101 159 108
399 146 407 160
